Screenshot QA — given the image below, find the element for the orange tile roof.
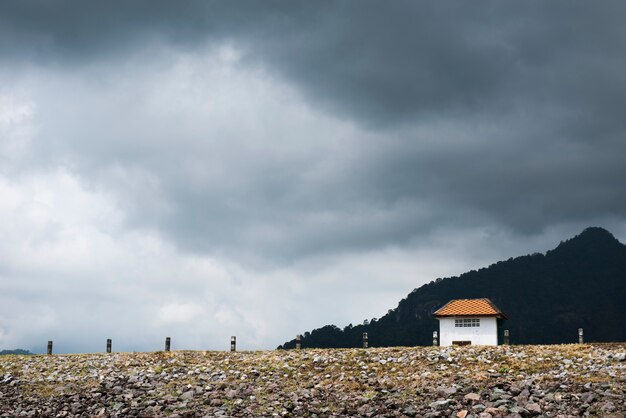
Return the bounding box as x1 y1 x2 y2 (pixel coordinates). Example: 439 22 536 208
433 298 507 319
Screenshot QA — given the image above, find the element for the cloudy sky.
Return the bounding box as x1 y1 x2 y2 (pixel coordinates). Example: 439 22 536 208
1 1 625 353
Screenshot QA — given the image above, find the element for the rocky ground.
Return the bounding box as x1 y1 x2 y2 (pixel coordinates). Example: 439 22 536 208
1 344 625 417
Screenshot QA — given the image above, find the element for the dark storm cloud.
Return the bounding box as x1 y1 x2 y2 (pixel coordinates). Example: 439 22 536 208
3 1 626 353
2 0 626 260
4 2 626 126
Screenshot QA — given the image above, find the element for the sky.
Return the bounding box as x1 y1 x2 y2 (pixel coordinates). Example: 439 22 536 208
1 1 625 353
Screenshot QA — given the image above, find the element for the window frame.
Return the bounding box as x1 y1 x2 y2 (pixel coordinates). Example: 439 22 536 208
454 318 481 328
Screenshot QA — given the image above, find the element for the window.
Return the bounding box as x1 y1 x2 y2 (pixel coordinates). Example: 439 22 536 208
455 318 480 327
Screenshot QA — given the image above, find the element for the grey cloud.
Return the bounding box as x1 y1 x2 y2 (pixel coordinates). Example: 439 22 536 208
4 1 626 138
2 2 626 353
4 2 626 125
2 1 626 263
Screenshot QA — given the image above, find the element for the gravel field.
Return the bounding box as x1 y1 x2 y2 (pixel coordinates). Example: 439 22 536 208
1 344 625 417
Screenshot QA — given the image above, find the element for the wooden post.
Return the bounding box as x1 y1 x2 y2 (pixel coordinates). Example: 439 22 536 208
47 341 53 355
295 334 302 350
165 337 171 352
433 331 438 346
363 332 368 349
504 329 510 345
106 339 112 353
230 336 236 352
578 328 584 344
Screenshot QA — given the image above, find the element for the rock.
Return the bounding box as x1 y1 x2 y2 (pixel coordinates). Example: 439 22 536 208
508 406 528 415
490 392 502 401
356 405 369 415
464 393 481 402
508 384 521 396
484 407 502 416
580 392 595 403
180 390 194 400
70 402 82 413
525 403 541 415
518 388 530 399
473 404 486 412
163 394 177 403
442 385 458 396
493 399 510 407
402 406 417 416
600 401 616 412
1 345 626 417
429 399 452 410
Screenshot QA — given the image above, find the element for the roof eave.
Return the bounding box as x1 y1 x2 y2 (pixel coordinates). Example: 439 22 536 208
434 313 507 319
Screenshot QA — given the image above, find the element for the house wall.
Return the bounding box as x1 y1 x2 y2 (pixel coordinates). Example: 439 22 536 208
438 317 498 346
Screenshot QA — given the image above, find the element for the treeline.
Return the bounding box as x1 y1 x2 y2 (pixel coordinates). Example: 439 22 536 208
0 349 33 355
279 227 626 349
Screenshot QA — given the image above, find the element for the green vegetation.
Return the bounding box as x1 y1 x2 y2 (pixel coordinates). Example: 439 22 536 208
0 349 34 355
280 227 626 348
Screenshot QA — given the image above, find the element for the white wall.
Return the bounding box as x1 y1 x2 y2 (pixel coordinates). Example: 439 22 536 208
438 317 498 346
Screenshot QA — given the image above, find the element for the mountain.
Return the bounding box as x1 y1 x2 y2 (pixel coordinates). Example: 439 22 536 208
278 227 626 349
0 349 33 355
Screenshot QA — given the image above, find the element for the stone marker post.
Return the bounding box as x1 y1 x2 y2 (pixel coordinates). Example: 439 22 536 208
363 332 368 348
106 339 112 353
296 334 302 350
504 329 510 345
47 341 53 355
433 331 438 346
230 336 236 352
165 337 171 352
578 328 584 344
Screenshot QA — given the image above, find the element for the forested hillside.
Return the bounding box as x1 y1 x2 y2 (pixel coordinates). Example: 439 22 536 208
279 227 626 348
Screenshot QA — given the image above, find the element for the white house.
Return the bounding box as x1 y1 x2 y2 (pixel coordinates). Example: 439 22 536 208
433 298 507 346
